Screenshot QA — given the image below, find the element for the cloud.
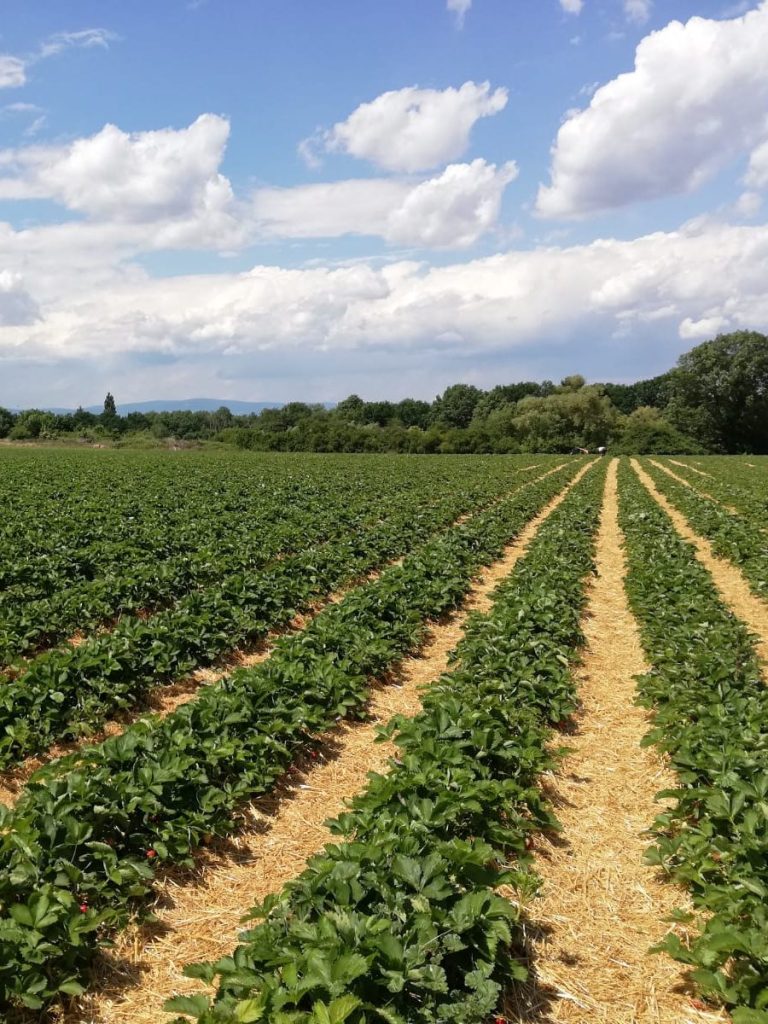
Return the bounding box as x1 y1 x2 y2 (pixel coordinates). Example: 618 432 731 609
252 159 518 248
678 314 730 339
746 136 768 189
0 28 116 96
4 218 768 367
36 28 117 60
0 113 514 251
2 102 42 114
560 0 584 14
0 114 235 224
537 3 768 218
0 56 26 89
624 0 652 23
302 81 508 173
447 0 472 27
734 190 763 217
0 270 40 326
385 160 518 246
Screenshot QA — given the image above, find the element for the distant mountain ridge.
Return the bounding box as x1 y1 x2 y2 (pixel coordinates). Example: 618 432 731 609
11 399 288 415
106 399 285 415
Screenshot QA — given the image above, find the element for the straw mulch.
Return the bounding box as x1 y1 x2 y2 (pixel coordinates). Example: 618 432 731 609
667 460 713 479
648 460 740 516
633 459 768 675
56 462 593 1024
505 460 728 1024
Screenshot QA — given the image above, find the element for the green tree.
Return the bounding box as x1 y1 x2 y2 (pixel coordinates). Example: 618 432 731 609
103 392 117 418
0 407 14 438
433 384 484 429
511 386 621 452
665 331 768 452
335 395 365 422
614 407 703 454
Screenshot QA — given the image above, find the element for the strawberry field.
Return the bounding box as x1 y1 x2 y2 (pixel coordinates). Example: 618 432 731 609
0 448 766 1024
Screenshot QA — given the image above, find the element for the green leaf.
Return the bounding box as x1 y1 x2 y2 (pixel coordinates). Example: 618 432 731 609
732 1010 768 1024
59 979 86 996
234 997 266 1022
163 994 211 1017
9 904 34 927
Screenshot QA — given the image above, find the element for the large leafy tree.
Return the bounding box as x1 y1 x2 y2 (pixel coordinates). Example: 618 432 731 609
0 407 14 438
433 384 483 429
666 331 768 453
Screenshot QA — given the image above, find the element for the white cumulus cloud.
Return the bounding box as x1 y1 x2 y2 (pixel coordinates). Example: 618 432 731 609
560 0 584 14
0 114 235 224
537 2 768 218
304 81 508 173
253 159 518 248
0 270 40 325
3 217 768 365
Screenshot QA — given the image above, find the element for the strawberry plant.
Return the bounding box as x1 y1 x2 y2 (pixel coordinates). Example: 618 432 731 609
0 460 583 1010
641 459 768 600
165 461 608 1024
0 461 570 764
620 459 768 1019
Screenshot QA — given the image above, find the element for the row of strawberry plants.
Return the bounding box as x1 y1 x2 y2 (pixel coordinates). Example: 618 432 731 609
0 452 311 595
0 464 558 767
658 457 768 523
1 451 545 610
0 495 376 664
166 456 608 1024
0 461 584 1011
1 457 538 661
0 463 510 665
619 460 768 1022
641 459 768 600
672 457 768 508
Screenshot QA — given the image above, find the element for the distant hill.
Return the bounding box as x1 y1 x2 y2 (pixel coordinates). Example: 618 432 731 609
104 399 285 415
10 399 288 415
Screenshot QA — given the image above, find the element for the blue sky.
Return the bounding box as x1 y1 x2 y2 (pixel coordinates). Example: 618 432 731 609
0 0 766 407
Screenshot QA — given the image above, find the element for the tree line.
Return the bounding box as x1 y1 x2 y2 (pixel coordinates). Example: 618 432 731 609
2 331 766 454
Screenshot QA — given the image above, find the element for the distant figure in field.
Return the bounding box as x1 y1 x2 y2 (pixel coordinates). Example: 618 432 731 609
597 446 607 457
572 446 589 455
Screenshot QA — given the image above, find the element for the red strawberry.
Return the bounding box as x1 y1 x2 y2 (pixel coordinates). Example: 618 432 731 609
79 903 89 913
146 849 157 859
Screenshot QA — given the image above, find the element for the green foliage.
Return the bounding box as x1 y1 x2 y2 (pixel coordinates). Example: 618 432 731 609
165 462 607 1023
642 460 768 599
0 456 583 1009
665 331 768 453
613 407 703 454
0 453 559 759
0 406 13 438
619 460 768 1014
